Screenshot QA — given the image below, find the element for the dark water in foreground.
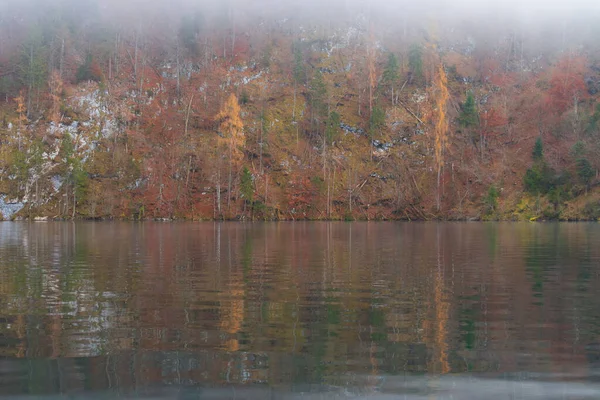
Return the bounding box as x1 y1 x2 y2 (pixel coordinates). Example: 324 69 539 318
1 222 600 399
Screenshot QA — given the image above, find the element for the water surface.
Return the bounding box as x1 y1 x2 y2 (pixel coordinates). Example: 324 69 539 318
1 222 599 399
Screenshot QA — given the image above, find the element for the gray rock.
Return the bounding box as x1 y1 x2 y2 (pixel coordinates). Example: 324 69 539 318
0 196 24 220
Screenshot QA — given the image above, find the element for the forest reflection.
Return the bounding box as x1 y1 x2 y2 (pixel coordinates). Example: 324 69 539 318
0 222 599 396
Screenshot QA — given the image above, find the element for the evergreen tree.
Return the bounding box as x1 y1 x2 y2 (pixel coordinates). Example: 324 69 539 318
293 45 305 85
76 54 102 83
408 44 423 83
310 70 328 124
325 111 340 145
179 13 204 55
458 92 478 128
382 53 399 103
576 157 594 187
369 105 385 138
240 167 253 203
484 184 499 214
532 137 544 161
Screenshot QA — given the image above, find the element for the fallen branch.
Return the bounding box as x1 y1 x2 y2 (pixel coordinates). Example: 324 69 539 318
397 100 424 125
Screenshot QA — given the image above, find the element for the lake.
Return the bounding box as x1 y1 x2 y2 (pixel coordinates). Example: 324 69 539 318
1 222 600 399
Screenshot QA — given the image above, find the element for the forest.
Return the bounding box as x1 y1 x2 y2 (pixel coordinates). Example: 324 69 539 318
1 0 600 220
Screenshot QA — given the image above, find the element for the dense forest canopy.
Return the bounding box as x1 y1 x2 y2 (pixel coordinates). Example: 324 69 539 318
1 0 600 220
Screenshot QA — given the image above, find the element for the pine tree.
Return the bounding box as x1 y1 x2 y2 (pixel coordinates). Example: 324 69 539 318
369 105 385 138
310 70 327 125
576 158 594 187
408 44 423 83
326 111 340 145
382 53 399 104
458 92 478 128
532 137 544 161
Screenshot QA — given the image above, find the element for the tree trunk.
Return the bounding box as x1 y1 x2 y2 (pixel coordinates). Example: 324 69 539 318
176 39 181 100
217 171 221 216
259 115 263 174
436 165 441 212
60 38 65 78
228 140 232 211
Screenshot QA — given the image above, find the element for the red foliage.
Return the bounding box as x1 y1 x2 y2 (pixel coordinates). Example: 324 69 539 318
546 55 588 115
287 176 316 217
479 107 507 140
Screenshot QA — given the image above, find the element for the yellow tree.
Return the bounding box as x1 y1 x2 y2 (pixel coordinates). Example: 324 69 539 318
433 62 449 212
216 93 244 211
15 91 27 151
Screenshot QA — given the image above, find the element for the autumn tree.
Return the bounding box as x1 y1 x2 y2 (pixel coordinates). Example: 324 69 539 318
547 54 587 116
433 62 449 212
478 107 506 159
48 70 63 126
15 92 27 151
216 93 244 212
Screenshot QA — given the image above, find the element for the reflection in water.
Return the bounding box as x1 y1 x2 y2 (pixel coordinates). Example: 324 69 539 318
0 222 600 398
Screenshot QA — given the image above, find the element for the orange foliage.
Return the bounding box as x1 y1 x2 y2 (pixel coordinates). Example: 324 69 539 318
479 107 507 140
48 70 63 125
433 62 449 211
216 93 245 165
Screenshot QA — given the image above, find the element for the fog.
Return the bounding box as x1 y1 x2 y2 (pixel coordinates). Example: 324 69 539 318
2 0 600 59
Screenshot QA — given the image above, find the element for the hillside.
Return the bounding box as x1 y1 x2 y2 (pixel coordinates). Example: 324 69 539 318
1 0 600 220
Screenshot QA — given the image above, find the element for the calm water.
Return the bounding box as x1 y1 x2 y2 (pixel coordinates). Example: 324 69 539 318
1 222 600 399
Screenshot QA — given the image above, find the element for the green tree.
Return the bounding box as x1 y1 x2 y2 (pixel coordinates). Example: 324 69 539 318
369 105 385 138
293 45 305 85
309 70 328 126
19 29 47 117
179 13 204 55
458 92 478 128
325 111 340 145
484 184 499 215
382 53 399 104
0 75 19 102
291 44 305 136
587 103 600 134
76 53 102 83
571 141 585 158
576 157 594 187
524 138 558 196
532 137 544 161
61 136 88 218
408 44 423 83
